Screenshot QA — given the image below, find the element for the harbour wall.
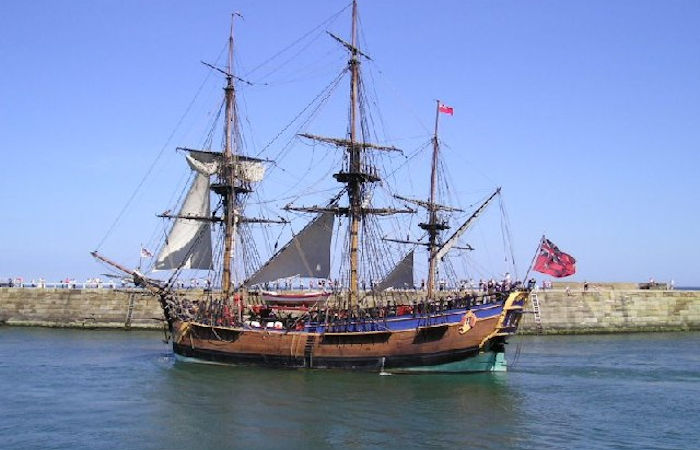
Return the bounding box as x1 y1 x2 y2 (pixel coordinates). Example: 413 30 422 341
519 288 700 334
0 287 698 334
0 288 167 330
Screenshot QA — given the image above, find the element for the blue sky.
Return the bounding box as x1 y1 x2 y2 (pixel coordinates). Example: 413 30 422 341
1 0 698 285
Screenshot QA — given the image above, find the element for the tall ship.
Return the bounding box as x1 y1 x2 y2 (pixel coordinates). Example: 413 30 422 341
93 1 529 373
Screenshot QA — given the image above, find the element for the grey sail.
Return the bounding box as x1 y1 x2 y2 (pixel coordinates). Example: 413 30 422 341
154 156 214 271
374 250 414 291
244 212 334 286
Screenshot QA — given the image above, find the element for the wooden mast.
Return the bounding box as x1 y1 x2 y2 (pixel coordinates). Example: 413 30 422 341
287 0 414 305
347 0 361 307
221 15 237 300
423 100 447 300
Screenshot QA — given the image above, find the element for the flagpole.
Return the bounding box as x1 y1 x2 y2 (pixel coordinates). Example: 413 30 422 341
523 235 545 282
138 243 143 272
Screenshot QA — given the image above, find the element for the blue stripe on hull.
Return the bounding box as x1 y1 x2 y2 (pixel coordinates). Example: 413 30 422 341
305 302 506 334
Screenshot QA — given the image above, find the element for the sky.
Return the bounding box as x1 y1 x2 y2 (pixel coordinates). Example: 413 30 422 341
1 0 699 286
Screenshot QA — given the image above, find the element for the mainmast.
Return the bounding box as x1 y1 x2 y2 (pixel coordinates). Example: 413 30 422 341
347 0 361 307
421 100 449 300
221 15 239 300
288 0 412 306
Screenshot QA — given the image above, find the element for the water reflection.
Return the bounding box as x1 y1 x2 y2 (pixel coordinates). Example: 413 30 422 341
148 358 522 448
1 328 697 449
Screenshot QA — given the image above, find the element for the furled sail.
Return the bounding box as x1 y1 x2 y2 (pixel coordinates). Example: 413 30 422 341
185 153 218 176
154 155 215 271
244 212 334 286
184 148 266 182
374 250 414 291
235 159 266 182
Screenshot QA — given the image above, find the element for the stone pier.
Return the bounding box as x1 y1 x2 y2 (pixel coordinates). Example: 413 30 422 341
519 288 700 334
1 286 698 334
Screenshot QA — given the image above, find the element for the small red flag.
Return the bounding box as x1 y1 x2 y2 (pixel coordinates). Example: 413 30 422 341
438 104 454 115
533 237 576 278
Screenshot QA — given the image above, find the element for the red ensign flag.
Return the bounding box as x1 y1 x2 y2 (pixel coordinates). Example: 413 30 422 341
533 237 576 278
438 104 454 115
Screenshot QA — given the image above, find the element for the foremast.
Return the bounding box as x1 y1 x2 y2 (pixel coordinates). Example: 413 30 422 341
93 14 280 326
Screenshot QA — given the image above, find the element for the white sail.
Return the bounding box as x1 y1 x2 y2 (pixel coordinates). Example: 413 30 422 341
185 154 218 176
235 159 265 182
244 212 334 286
186 149 266 182
154 156 214 271
374 250 414 291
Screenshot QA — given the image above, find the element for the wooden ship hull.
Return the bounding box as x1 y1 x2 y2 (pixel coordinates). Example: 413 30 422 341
168 291 527 373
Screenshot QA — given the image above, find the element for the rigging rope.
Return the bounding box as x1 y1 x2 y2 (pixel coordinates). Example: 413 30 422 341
254 68 348 160
499 195 518 279
94 62 218 251
244 3 351 79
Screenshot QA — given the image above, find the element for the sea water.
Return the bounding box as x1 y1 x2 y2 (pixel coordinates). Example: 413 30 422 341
0 327 698 449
